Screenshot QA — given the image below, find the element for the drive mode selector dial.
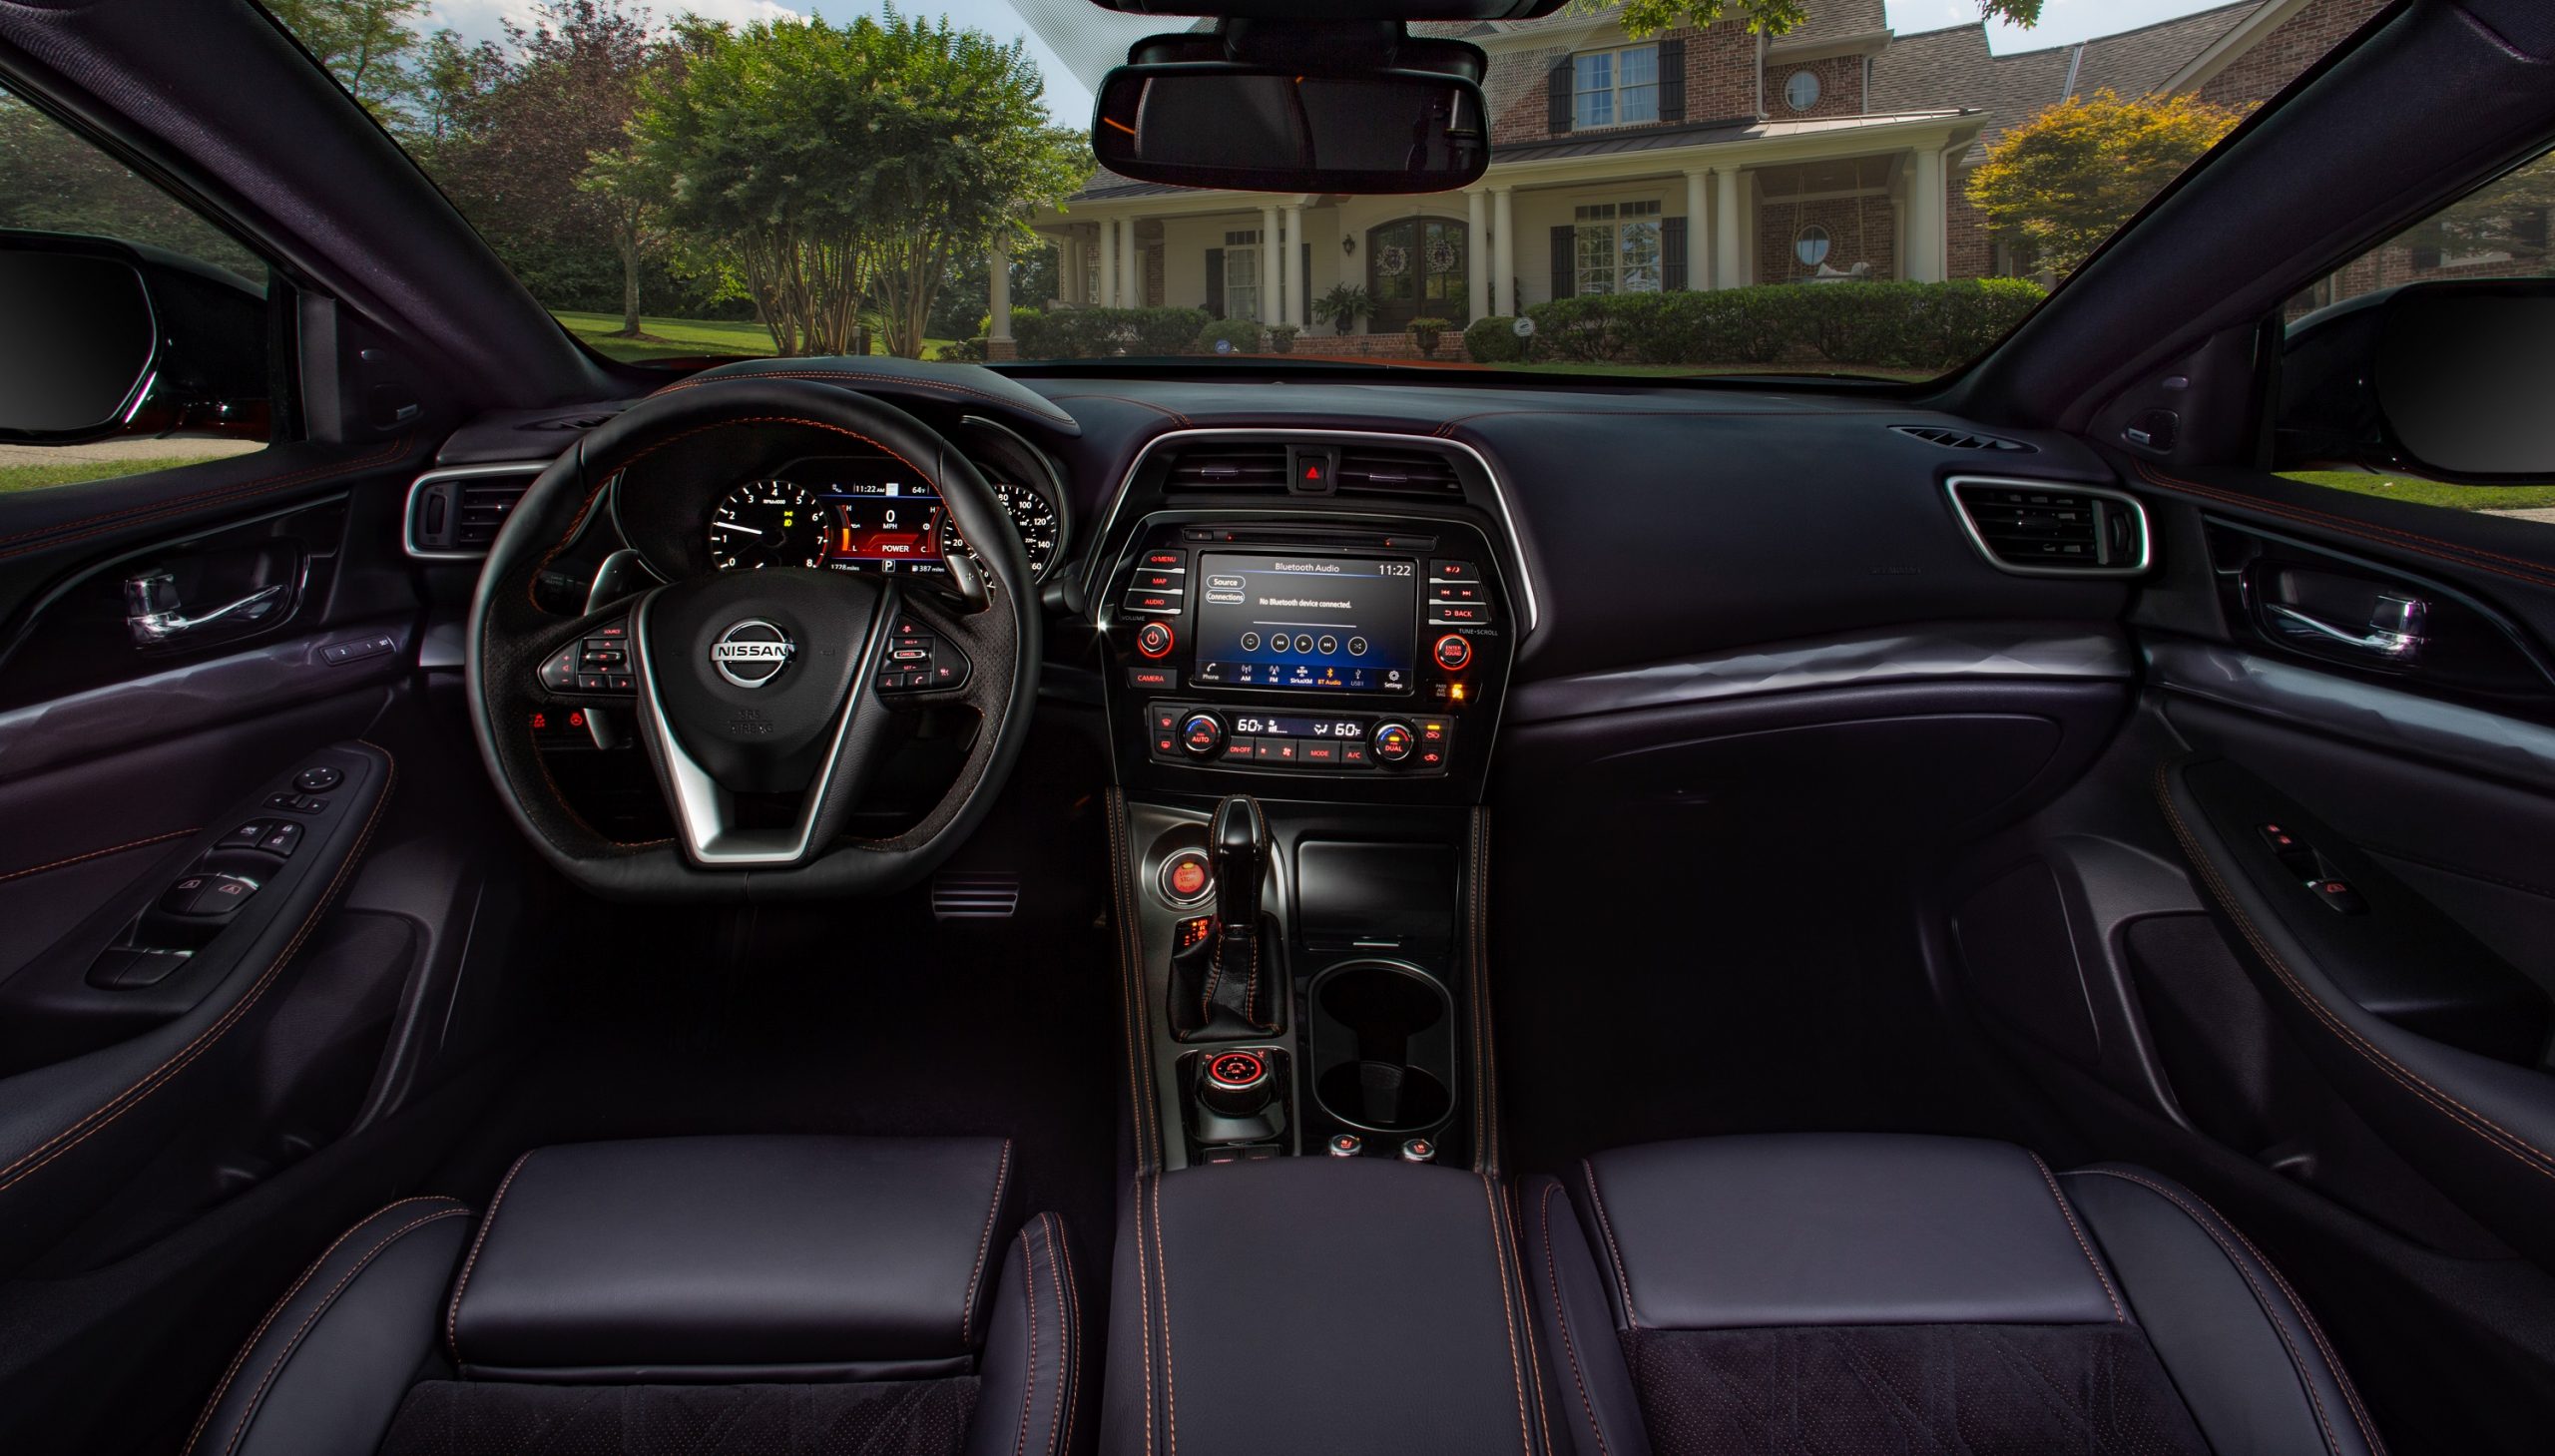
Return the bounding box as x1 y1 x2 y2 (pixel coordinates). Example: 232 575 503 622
1201 1049 1275 1118
1181 713 1227 757
1371 721 1416 763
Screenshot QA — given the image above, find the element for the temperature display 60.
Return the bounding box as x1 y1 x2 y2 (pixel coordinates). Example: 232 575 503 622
1229 715 1366 739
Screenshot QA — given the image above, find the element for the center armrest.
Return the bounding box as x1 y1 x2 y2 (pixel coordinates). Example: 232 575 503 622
1101 1158 1542 1455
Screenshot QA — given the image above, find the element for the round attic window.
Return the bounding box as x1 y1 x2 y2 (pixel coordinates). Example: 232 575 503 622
1785 70 1821 113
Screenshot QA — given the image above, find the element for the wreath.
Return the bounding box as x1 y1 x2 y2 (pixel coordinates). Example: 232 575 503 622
1375 243 1410 277
1425 237 1459 273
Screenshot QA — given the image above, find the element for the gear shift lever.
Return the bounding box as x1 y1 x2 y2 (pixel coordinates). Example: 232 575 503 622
1170 794 1278 1040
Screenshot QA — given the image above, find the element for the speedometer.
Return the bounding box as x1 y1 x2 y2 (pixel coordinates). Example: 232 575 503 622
940 480 1062 581
709 479 825 570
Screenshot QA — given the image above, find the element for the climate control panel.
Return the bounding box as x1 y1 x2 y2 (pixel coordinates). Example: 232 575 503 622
1145 703 1456 775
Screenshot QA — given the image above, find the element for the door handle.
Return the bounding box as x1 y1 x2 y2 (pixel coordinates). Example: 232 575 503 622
2265 593 2428 661
124 572 286 646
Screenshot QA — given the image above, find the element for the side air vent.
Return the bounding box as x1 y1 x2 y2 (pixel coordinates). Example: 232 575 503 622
1166 443 1288 492
1895 424 2034 453
1335 446 1463 497
405 464 546 559
932 872 1021 920
1946 477 2151 578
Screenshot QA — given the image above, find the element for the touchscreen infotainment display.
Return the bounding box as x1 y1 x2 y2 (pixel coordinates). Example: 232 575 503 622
1191 553 1417 694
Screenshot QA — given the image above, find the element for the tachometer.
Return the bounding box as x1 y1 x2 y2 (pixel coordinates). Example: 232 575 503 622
940 480 1062 581
709 479 825 570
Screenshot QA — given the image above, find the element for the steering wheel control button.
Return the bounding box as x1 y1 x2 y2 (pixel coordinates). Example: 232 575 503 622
1432 634 1472 671
1327 1134 1362 1158
1371 722 1416 763
1399 1138 1438 1165
1135 620 1176 659
1162 851 1214 904
293 766 343 793
1181 713 1226 757
709 618 794 689
539 648 578 692
1201 1049 1276 1119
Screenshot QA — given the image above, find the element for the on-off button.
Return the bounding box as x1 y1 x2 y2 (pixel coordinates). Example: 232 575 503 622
1135 621 1175 659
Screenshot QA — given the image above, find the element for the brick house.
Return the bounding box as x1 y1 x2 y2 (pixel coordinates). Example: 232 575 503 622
1009 0 2391 352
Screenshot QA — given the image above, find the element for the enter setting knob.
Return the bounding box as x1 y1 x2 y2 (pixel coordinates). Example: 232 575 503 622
1201 1049 1275 1118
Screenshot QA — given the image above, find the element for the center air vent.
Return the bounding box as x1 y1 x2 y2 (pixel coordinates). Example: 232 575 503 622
1946 477 2151 578
1166 443 1288 492
1335 446 1462 497
1895 424 2034 453
406 464 546 559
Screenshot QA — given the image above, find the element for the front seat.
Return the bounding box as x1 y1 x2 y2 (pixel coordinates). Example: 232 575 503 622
185 1136 1081 1456
1520 1134 2383 1456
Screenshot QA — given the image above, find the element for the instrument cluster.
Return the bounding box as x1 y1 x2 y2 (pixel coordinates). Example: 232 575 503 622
705 438 1066 584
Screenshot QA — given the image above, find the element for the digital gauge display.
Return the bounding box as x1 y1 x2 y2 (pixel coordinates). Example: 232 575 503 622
706 456 1060 580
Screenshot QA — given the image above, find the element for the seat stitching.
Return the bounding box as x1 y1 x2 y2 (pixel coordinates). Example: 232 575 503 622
182 1198 458 1456
1478 1173 1536 1456
217 1206 471 1456
0 745 396 1194
1012 1223 1039 1456
1155 1171 1180 1456
1050 1212 1084 1456
1040 1213 1073 1456
445 1149 538 1362
2155 764 2555 1179
0 826 200 884
964 1138 1015 1346
2069 1168 2347 1456
1578 1158 1639 1330
1131 1174 1155 1456
1506 1181 1553 1449
1470 814 1485 1169
2026 1151 2123 1322
1536 1182 1612 1456
1107 791 1160 1171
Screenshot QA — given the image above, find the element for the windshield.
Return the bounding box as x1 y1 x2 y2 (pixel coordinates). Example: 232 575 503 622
259 0 2382 379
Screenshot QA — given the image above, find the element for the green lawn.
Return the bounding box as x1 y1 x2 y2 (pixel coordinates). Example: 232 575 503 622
0 455 247 493
2283 471 2555 512
551 311 955 363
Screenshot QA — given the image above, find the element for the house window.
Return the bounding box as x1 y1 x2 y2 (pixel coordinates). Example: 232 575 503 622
1224 230 1263 320
1574 200 1665 294
1573 45 1660 130
1794 226 1831 267
1784 69 1822 113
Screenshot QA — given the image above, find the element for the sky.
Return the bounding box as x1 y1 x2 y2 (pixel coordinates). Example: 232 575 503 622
420 0 2249 125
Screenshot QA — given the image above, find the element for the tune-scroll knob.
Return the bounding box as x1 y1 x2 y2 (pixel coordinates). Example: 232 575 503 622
1180 713 1227 758
1371 721 1417 763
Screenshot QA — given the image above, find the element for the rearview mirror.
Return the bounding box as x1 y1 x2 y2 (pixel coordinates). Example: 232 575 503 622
1094 41 1488 196
0 240 158 442
2279 279 2555 483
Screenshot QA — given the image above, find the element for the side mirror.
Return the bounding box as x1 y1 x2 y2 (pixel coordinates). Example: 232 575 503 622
0 239 158 442
2279 278 2555 483
0 231 269 446
1094 27 1488 196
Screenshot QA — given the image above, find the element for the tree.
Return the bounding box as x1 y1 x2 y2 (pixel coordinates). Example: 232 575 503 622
0 91 263 278
1564 0 2041 38
443 2 674 337
265 0 432 123
619 11 1087 358
1967 90 2242 279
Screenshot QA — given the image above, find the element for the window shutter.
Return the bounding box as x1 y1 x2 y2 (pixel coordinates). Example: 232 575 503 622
1663 217 1689 290
1550 224 1575 301
1205 248 1225 318
2409 244 2442 271
1660 38 1687 122
1548 57 1574 135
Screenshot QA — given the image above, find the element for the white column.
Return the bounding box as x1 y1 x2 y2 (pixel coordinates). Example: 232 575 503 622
1122 219 1144 306
1466 190 1488 319
1281 204 1302 326
1491 187 1515 316
1064 237 1084 305
1098 221 1118 307
1909 146 1946 282
1684 170 1711 291
1259 204 1281 326
987 236 1013 342
1714 169 1744 290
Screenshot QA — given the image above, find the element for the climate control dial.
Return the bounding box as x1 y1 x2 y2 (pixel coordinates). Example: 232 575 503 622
1180 713 1228 758
1371 721 1417 763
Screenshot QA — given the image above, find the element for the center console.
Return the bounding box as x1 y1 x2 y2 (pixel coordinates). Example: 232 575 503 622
1089 431 1526 1172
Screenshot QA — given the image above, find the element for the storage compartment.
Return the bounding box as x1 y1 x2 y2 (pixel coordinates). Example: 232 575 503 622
1293 840 1457 953
1307 961 1454 1134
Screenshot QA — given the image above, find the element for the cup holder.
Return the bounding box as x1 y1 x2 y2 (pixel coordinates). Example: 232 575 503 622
1308 961 1454 1134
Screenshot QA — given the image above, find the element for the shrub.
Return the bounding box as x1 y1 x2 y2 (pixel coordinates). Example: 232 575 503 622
1268 323 1298 354
1014 305 1212 358
1514 279 2049 370
1196 318 1263 354
942 336 989 362
1409 316 1451 355
1464 315 1527 363
1312 283 1372 333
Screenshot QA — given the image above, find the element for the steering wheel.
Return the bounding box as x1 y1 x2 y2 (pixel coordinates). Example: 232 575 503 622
466 379 1042 901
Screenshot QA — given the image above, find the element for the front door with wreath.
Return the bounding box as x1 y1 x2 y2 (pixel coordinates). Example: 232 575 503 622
1367 218 1469 333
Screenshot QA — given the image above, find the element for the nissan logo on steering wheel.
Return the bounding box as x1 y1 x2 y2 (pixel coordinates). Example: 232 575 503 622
710 619 794 688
